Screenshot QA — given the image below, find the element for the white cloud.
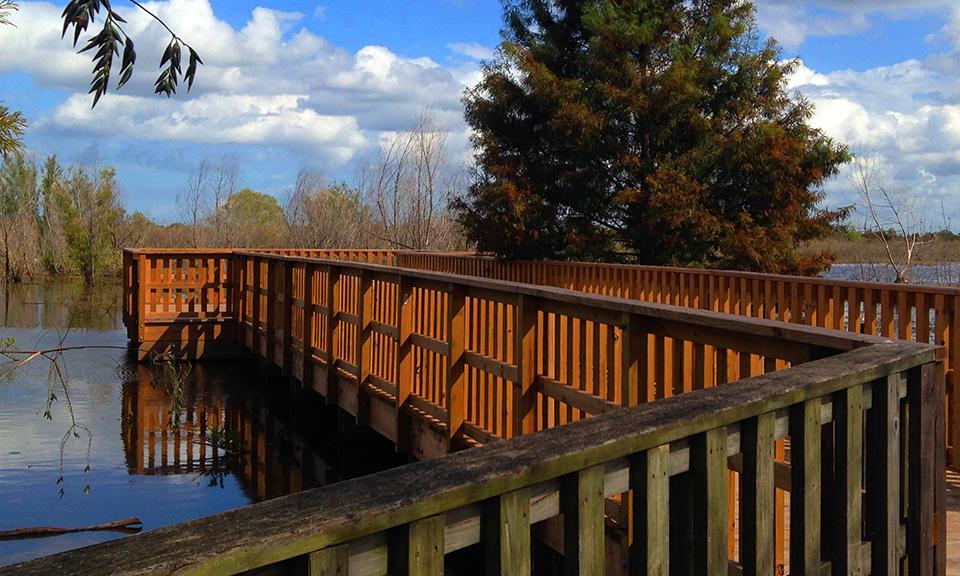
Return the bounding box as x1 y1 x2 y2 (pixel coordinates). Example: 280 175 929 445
447 42 494 61
0 0 478 168
756 0 952 50
789 52 960 223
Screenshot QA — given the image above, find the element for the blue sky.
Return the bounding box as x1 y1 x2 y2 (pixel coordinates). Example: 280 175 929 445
2 1 960 227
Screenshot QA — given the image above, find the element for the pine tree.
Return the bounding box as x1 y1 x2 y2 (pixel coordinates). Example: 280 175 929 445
456 0 850 273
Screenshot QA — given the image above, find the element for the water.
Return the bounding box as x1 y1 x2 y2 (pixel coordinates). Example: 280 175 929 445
823 262 960 285
0 282 406 567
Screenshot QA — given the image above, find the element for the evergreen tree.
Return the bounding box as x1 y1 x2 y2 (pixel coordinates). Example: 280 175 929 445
456 0 850 273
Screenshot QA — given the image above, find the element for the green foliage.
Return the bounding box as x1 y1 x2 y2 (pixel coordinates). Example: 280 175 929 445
456 0 851 274
0 105 24 159
0 154 41 280
40 161 125 282
220 188 286 246
60 0 202 107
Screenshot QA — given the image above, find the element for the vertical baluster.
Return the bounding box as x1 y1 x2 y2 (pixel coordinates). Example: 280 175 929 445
630 444 669 575
308 544 348 576
392 516 444 576
562 464 604 576
791 399 822 575
740 413 775 576
324 265 340 400
907 363 946 575
357 270 374 425
446 285 466 443
691 426 728 576
834 384 863 576
303 263 315 388
282 260 293 376
484 488 531 576
868 374 900 576
513 294 537 436
397 276 414 452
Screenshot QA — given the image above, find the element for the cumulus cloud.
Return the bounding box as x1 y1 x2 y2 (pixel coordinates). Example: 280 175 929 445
790 50 960 223
756 0 951 50
0 0 480 168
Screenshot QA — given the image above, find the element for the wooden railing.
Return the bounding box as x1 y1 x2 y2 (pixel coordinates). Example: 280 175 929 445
113 248 949 574
395 252 960 467
8 337 944 575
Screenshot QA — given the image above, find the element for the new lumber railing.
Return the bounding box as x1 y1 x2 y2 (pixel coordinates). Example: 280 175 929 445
6 336 944 575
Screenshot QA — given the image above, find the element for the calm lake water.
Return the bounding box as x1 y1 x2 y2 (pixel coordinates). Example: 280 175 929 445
0 282 406 567
823 262 960 285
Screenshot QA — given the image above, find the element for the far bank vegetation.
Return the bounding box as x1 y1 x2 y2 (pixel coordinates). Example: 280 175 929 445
0 115 466 284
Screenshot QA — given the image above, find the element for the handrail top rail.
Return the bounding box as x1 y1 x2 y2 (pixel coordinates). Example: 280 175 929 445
394 251 960 297
229 250 893 354
123 247 960 297
4 339 934 576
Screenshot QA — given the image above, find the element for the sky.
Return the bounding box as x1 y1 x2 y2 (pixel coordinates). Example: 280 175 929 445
0 1 959 227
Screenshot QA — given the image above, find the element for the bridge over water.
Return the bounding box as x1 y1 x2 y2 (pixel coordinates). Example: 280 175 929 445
3 248 947 575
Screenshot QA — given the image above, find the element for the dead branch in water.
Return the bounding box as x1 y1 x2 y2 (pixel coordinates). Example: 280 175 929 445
0 517 142 540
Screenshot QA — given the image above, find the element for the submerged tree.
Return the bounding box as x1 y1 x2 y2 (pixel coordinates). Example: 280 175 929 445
457 0 850 273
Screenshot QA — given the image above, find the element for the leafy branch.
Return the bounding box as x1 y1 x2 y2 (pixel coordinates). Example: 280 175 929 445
0 0 17 26
60 0 202 107
0 103 26 159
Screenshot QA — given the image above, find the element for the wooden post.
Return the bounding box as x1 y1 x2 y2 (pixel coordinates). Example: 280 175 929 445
630 444 669 575
740 413 775 576
513 295 537 436
324 265 340 401
302 263 315 387
357 270 374 425
282 260 293 377
483 488 531 576
446 285 466 444
397 276 414 452
252 258 262 357
692 426 728 576
266 259 277 365
868 373 900 576
834 384 863 576
908 363 946 576
620 313 644 407
308 544 348 576
791 399 822 576
234 255 245 336
137 253 147 346
392 515 444 576
562 464 604 576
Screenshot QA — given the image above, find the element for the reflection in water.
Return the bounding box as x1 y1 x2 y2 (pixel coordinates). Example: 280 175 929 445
120 363 324 501
0 282 407 567
0 282 122 330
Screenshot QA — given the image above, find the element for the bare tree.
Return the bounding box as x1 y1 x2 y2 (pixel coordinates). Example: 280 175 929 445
285 169 367 247
851 154 931 284
177 161 209 248
358 111 465 251
208 158 238 246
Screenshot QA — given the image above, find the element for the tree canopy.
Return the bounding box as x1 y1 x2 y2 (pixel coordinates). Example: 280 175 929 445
455 0 851 274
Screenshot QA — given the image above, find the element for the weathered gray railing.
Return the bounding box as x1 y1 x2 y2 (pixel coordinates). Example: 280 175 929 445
3 338 944 575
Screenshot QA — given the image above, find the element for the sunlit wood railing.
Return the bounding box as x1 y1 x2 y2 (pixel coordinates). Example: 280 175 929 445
9 335 944 575
113 248 950 574
394 252 960 467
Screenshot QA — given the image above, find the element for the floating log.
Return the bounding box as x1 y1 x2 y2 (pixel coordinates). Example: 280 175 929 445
0 517 142 540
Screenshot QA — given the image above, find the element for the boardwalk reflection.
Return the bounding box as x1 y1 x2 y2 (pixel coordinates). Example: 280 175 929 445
120 362 406 502
121 364 313 500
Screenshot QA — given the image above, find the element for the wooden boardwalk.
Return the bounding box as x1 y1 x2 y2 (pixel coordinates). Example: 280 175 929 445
59 247 943 575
